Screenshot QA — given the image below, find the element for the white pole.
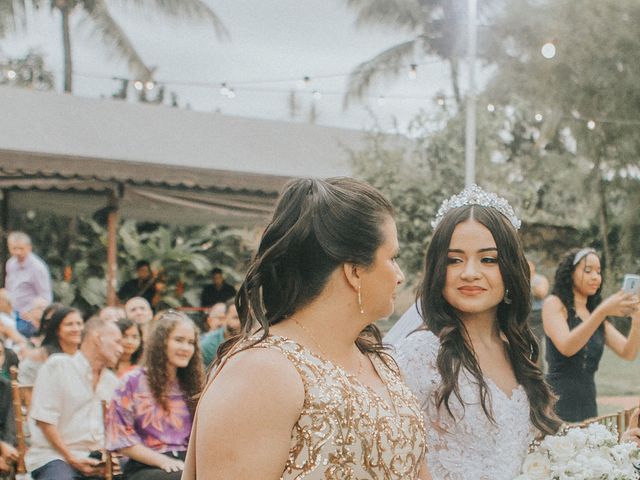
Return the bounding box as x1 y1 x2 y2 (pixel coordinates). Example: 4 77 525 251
465 0 478 187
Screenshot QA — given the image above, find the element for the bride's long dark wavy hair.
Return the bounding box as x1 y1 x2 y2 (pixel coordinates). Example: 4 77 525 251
419 205 561 434
215 177 396 367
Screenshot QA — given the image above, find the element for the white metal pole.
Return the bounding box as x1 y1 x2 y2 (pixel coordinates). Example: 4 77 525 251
465 0 478 187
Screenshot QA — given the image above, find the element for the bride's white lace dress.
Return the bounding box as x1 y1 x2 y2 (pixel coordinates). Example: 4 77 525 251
393 329 535 480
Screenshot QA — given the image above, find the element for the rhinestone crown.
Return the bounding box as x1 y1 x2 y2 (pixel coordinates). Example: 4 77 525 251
431 184 521 230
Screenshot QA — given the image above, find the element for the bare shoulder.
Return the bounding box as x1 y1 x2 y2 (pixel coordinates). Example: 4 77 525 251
200 345 305 417
542 295 568 320
543 295 565 311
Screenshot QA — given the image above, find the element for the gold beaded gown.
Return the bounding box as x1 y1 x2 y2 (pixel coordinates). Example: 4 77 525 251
255 335 427 480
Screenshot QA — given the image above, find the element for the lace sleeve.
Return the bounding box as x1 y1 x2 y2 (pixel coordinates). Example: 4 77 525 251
392 330 440 412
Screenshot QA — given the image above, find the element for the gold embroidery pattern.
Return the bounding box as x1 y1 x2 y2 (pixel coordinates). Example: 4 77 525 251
254 335 427 480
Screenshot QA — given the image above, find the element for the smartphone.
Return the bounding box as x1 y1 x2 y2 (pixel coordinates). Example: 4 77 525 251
622 274 640 295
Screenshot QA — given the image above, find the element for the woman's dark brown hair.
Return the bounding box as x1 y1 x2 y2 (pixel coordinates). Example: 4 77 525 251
216 177 395 365
144 311 204 415
419 204 561 435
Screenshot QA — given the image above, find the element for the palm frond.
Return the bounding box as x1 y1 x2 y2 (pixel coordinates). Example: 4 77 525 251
346 0 424 31
343 39 417 108
115 0 228 39
0 0 29 36
84 0 152 79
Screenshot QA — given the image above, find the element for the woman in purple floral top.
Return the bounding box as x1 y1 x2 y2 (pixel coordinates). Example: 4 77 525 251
106 311 204 479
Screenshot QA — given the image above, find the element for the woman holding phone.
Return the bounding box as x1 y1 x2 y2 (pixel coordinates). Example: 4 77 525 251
543 248 640 422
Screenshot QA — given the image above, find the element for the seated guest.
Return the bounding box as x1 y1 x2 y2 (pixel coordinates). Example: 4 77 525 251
224 299 240 337
115 318 143 378
0 341 19 380
118 261 158 307
26 317 123 479
199 268 236 308
98 306 126 323
125 297 153 339
18 306 83 385
199 303 226 369
0 365 17 475
0 288 28 353
106 310 204 479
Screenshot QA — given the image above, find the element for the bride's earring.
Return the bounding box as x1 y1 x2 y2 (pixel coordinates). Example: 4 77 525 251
503 288 512 305
357 284 365 314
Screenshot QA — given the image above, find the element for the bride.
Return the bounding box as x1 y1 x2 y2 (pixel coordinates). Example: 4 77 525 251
386 186 561 480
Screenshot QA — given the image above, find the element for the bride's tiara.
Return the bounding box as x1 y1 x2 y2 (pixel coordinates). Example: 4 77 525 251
431 184 522 230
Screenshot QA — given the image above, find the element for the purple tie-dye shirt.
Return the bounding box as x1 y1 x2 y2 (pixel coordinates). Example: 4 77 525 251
106 367 192 453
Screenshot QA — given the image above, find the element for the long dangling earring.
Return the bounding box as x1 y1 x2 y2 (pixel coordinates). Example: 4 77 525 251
357 284 365 314
503 288 512 305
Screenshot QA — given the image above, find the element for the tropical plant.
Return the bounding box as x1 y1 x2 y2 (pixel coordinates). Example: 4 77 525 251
0 0 227 92
8 211 255 313
0 49 54 89
343 0 492 107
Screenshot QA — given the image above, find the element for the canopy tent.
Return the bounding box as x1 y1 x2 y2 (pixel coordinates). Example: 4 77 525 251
0 86 375 303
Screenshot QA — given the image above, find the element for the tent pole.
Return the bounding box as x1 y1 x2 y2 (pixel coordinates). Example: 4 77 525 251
0 190 8 286
106 189 120 306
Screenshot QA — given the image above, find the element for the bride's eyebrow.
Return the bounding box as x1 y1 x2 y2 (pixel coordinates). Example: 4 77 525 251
447 247 498 253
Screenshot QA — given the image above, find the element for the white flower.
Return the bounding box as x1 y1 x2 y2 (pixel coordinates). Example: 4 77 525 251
520 451 551 480
520 424 640 480
543 434 576 462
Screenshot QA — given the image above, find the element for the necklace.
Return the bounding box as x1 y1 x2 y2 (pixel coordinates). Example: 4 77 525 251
292 318 365 378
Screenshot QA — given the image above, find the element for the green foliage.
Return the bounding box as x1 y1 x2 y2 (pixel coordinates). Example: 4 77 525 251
0 50 54 89
10 211 254 313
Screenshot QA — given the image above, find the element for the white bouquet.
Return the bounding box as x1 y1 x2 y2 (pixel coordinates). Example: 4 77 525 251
515 423 640 480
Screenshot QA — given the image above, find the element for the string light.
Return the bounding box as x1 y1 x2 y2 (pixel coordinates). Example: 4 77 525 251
312 90 322 100
296 76 311 89
534 113 543 122
144 81 155 91
6 69 16 80
487 103 495 112
587 120 596 130
133 80 144 91
408 64 417 80
541 42 556 59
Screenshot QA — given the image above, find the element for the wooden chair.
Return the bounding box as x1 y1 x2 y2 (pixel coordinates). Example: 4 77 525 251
101 400 123 480
579 411 625 440
9 366 32 477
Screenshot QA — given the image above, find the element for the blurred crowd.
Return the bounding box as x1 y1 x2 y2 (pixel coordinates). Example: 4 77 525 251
0 231 239 479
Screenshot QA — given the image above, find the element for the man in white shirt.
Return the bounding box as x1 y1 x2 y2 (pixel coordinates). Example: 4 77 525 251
27 316 123 479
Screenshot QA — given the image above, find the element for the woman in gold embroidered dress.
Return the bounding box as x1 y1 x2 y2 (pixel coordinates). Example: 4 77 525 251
182 177 429 479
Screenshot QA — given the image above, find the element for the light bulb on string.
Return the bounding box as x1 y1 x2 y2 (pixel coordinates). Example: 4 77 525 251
144 81 155 91
219 83 230 96
133 80 144 91
312 90 322 100
487 103 495 113
297 76 310 90
534 113 543 122
587 120 596 130
541 42 556 59
436 95 446 107
227 88 236 99
6 69 16 80
408 64 417 80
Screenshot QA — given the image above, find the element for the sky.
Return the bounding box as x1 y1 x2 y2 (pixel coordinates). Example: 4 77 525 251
0 0 455 131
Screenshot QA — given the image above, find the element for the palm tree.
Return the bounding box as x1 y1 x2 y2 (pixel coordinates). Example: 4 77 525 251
344 0 476 108
1 0 227 92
